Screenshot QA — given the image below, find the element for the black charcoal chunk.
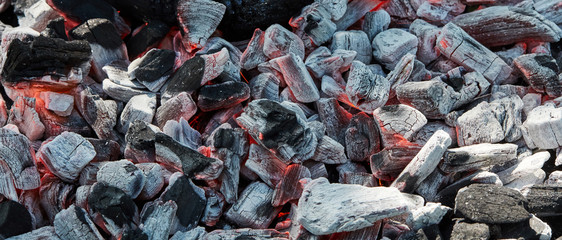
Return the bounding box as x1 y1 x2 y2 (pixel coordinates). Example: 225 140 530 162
160 173 206 231
125 120 156 150
514 53 562 97
454 184 531 224
236 99 318 163
88 182 137 228
0 200 33 238
126 20 170 59
103 0 178 25
41 17 68 40
225 181 280 229
214 0 313 41
129 49 175 92
69 18 122 49
155 132 223 180
198 81 250 112
163 56 205 96
46 0 115 22
2 36 91 83
525 185 562 216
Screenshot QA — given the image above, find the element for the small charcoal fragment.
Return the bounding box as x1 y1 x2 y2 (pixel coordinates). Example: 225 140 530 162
163 56 205 97
53 205 104 240
162 117 201 151
391 130 451 193
272 164 311 207
345 112 381 162
119 93 156 134
270 53 320 103
373 104 427 141
225 181 281 229
128 49 176 92
289 3 337 48
160 173 206 232
198 81 250 112
514 53 562 97
88 182 138 235
363 10 391 42
245 144 288 188
331 30 372 64
140 200 177 240
96 160 146 199
372 29 418 70
135 163 165 200
521 103 562 149
155 132 223 180
236 99 318 163
441 143 518 173
263 24 305 60
75 86 118 141
345 61 390 112
155 92 197 128
525 185 562 216
0 128 40 192
371 145 422 181
7 96 45 141
450 221 490 240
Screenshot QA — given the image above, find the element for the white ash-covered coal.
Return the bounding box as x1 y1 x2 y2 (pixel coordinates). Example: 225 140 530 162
0 0 562 239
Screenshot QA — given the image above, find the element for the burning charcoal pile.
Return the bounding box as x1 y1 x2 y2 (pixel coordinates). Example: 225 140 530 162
1 0 562 239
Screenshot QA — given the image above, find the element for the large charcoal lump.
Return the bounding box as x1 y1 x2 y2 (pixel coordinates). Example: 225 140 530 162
454 184 531 224
2 36 91 83
214 0 314 41
236 99 318 163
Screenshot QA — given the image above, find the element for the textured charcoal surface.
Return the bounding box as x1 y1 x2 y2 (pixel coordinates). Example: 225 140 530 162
4 0 562 239
2 36 91 82
155 132 222 178
164 56 205 95
88 182 137 227
454 184 531 224
69 18 122 49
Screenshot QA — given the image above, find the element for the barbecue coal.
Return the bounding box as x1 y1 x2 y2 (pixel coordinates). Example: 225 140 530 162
454 184 531 224
0 200 33 238
2 35 91 84
215 0 313 41
4 0 562 239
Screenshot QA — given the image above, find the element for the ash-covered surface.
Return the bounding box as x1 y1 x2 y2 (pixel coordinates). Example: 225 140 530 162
0 0 562 239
